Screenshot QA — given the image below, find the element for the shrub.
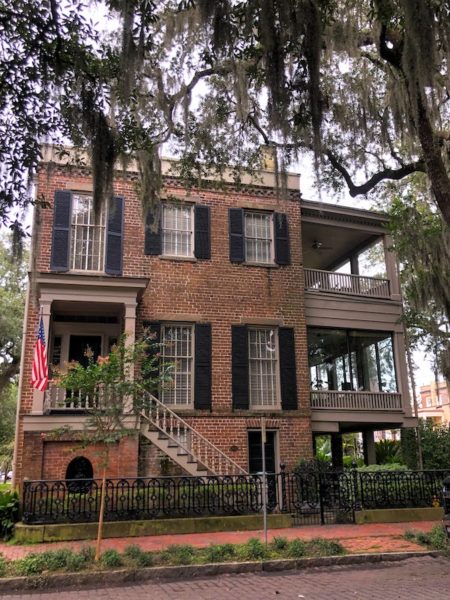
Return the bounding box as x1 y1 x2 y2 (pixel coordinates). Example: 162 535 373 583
100 549 123 568
358 463 409 472
204 544 236 563
415 531 430 545
0 488 19 540
271 536 289 552
124 545 153 567
14 553 48 576
162 544 195 565
238 538 268 561
78 546 95 563
39 549 75 571
404 529 416 542
307 538 345 556
426 525 448 551
0 555 6 577
287 539 307 558
65 553 86 572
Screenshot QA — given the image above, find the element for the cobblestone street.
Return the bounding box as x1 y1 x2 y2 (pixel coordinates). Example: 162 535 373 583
2 555 449 599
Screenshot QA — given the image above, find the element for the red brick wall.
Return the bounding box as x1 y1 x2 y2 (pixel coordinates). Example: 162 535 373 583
19 433 138 481
14 164 312 484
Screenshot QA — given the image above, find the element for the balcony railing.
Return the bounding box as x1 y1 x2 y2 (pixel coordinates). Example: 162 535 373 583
311 390 402 411
44 383 101 411
304 269 391 299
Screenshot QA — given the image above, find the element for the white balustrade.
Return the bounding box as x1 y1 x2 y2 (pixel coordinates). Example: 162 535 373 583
304 268 391 299
310 390 402 411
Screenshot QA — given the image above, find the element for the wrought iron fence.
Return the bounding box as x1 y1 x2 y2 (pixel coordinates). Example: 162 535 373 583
22 468 450 526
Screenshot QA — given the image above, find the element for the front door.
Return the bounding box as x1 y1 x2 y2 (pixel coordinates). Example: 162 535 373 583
248 430 277 473
68 335 102 367
248 430 278 509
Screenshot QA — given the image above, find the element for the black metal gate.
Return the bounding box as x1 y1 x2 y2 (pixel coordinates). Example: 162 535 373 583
283 470 356 525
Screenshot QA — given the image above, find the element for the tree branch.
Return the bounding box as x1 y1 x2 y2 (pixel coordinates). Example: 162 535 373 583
324 150 426 196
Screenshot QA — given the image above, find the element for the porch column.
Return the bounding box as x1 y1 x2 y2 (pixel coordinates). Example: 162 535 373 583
123 302 137 413
363 430 376 465
330 433 343 470
383 234 401 300
31 299 52 414
350 255 359 276
393 330 412 416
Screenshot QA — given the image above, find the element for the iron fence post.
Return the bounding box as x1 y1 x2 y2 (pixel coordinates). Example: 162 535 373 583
279 463 287 512
351 461 361 511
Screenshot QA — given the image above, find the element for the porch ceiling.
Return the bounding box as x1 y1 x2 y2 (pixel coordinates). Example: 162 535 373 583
52 300 122 316
302 221 379 270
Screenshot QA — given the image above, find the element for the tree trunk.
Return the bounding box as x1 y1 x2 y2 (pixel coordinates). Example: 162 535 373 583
416 93 450 227
95 465 107 562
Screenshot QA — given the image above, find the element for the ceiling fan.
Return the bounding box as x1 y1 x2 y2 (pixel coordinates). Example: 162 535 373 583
312 240 333 250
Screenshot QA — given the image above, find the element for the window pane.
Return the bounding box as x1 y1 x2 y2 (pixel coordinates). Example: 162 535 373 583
249 328 278 407
244 212 273 263
162 204 193 257
70 195 105 271
161 325 193 406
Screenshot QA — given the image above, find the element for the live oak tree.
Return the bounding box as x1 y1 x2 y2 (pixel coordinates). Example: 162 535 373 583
2 0 450 233
387 182 450 388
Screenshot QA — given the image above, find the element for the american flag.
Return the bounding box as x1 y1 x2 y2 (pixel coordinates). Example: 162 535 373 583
31 316 48 391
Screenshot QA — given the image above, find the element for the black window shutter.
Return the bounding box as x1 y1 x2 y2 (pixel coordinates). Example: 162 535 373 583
229 208 245 263
232 325 249 409
279 327 298 410
194 205 211 260
105 196 124 275
144 210 161 255
194 323 212 410
274 212 290 265
143 321 161 397
50 191 72 272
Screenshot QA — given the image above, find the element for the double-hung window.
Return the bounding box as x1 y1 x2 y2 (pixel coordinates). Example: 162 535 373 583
161 203 194 257
70 194 106 271
248 328 279 408
244 211 274 264
161 324 194 407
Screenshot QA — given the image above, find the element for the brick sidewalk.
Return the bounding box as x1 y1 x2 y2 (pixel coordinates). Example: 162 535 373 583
0 521 438 560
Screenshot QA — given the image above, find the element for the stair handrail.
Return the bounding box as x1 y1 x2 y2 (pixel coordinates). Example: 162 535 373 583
139 388 248 476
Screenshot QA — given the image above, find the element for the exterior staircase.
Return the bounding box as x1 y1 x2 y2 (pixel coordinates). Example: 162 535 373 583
140 391 248 476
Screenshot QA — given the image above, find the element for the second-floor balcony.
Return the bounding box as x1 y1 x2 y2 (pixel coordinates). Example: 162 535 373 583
304 268 391 299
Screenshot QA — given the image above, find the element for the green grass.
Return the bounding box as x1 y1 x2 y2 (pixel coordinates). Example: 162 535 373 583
0 536 347 578
404 525 450 554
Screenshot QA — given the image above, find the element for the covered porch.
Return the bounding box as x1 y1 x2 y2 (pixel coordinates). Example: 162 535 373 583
30 273 148 417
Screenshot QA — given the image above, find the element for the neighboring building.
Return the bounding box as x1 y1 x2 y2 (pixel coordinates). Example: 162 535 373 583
13 148 416 487
418 380 450 425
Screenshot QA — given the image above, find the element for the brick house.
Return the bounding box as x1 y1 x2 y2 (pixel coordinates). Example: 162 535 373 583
418 380 450 425
12 147 417 487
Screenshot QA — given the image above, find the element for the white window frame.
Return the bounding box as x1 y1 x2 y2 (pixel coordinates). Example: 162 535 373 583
160 323 195 408
244 210 274 265
248 327 280 409
161 202 194 258
70 194 106 273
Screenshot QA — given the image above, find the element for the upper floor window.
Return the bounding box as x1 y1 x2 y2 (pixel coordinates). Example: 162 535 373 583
248 328 279 408
161 324 194 407
70 195 106 272
244 211 273 264
161 203 193 257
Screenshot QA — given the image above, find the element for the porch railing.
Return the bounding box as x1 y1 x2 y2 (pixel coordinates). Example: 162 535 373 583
311 390 403 411
44 383 96 411
22 468 450 525
304 268 391 299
